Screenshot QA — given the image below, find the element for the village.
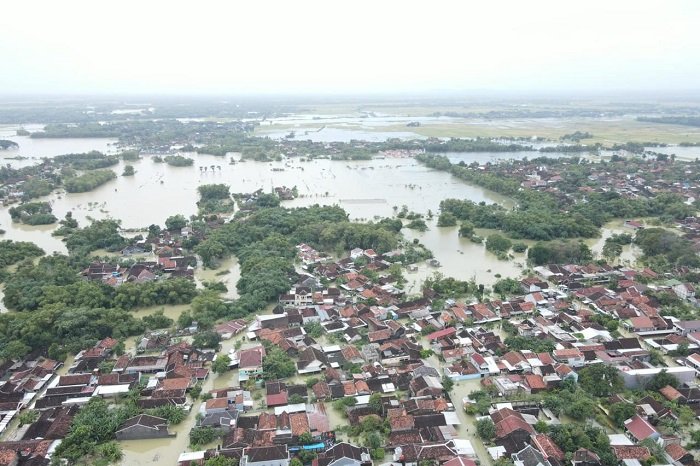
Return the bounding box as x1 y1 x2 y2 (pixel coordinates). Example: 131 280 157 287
0 231 699 466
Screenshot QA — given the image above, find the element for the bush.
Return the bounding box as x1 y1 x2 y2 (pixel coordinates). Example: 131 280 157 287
486 234 512 253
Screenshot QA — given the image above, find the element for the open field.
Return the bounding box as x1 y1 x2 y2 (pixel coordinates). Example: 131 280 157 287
258 116 700 145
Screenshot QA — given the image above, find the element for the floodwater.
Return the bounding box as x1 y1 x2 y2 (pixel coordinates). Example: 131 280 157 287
0 149 521 286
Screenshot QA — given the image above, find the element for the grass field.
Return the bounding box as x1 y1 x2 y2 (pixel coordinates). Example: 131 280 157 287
258 117 700 145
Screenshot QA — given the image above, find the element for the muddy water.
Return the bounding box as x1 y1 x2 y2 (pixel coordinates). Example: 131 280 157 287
403 222 525 290
0 151 519 287
195 257 241 300
585 219 642 266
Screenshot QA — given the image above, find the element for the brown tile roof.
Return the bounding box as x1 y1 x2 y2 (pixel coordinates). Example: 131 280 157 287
389 414 415 431
611 445 651 460
159 378 190 391
659 385 683 401
289 412 309 436
532 434 565 460
665 443 689 461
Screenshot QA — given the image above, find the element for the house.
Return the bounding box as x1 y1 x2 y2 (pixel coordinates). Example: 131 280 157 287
297 347 328 375
674 320 700 336
319 442 371 466
115 414 174 440
512 445 550 466
241 445 289 466
572 448 601 466
665 443 694 465
624 415 660 443
216 319 248 339
552 348 584 368
236 346 266 381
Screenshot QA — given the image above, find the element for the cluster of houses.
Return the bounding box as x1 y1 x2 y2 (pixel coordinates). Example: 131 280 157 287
0 335 216 464
82 254 196 286
505 157 699 208
195 244 700 466
3 238 700 465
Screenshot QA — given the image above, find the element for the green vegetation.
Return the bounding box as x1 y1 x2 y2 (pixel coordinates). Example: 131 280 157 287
637 116 700 127
0 140 18 150
503 336 555 353
122 165 135 176
64 169 116 193
20 178 55 200
548 423 616 466
0 240 44 270
262 344 296 380
54 151 120 170
198 184 234 215
164 155 194 166
635 228 700 270
420 154 697 243
53 397 134 463
59 219 125 255
9 202 57 225
476 418 496 440
528 240 593 266
190 427 221 448
485 233 512 258
212 354 231 374
578 364 624 397
142 310 174 329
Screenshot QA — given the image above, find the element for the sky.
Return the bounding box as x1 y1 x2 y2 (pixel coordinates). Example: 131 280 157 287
0 0 699 96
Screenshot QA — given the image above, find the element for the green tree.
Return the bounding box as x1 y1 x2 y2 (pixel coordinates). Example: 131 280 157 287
609 402 636 427
645 369 679 391
212 354 231 374
298 432 313 445
442 375 454 393
206 456 239 466
578 364 624 397
262 346 296 380
476 418 496 440
486 234 512 253
165 214 187 231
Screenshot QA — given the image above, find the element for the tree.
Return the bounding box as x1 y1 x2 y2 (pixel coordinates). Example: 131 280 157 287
602 240 623 262
165 214 187 231
645 369 679 391
290 459 304 466
304 321 323 338
298 432 313 445
193 331 221 349
458 221 474 237
476 418 496 440
609 402 636 427
485 234 512 253
190 427 219 447
212 354 231 374
18 409 38 426
442 375 454 393
122 165 135 176
262 346 296 380
206 456 239 466
368 392 383 414
578 364 624 397
534 420 549 433
437 212 457 227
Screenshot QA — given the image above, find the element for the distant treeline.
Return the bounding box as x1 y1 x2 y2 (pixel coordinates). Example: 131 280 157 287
637 116 700 127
